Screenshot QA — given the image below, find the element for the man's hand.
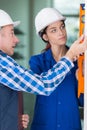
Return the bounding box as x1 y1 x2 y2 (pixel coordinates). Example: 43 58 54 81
22 114 29 129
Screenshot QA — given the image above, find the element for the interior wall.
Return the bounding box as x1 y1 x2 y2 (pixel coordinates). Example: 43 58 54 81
30 0 53 55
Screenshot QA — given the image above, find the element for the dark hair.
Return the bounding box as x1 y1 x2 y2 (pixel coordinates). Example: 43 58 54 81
39 27 48 43
39 27 51 52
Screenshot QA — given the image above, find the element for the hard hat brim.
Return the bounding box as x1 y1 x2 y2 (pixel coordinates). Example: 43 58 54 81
13 21 20 27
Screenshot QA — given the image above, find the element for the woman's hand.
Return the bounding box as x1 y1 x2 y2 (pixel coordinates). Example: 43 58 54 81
66 35 87 61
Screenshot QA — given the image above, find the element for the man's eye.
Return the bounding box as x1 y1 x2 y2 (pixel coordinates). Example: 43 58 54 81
10 32 14 36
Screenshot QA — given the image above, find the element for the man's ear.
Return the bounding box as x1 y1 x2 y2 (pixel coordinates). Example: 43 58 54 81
0 32 2 48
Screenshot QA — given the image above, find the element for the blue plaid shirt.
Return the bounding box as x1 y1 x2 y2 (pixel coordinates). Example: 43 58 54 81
0 51 74 95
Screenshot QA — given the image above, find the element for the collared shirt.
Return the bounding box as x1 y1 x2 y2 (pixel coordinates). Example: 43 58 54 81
0 51 74 95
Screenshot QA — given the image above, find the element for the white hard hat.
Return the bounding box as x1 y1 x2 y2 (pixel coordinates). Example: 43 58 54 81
35 7 66 35
0 9 20 29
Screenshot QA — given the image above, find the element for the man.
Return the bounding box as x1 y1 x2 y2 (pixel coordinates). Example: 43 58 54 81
0 9 29 130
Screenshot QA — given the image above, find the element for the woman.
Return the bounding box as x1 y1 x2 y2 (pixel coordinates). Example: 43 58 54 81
29 8 83 130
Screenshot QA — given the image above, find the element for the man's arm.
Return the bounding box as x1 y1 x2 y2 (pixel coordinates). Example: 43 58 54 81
0 51 73 95
0 35 87 95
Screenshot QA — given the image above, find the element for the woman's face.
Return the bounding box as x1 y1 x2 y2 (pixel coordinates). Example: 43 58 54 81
43 20 67 47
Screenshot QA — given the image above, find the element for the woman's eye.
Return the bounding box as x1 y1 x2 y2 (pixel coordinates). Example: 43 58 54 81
51 29 57 33
61 24 65 30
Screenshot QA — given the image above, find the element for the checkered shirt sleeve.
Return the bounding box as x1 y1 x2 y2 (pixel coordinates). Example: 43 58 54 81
0 51 74 95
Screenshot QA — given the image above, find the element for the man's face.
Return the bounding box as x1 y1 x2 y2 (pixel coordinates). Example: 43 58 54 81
0 25 19 56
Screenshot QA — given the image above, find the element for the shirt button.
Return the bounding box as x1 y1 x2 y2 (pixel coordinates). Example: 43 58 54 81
57 124 60 127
